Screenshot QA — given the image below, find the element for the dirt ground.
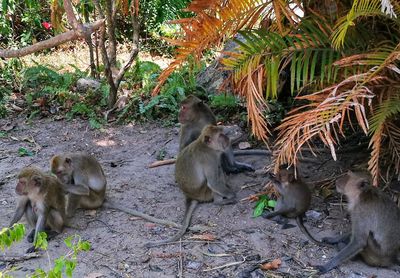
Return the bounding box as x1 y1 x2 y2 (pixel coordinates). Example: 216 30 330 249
0 116 399 278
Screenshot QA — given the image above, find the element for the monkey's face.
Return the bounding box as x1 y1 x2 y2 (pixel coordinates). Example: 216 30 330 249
51 157 73 184
178 96 201 124
16 174 41 196
277 168 295 184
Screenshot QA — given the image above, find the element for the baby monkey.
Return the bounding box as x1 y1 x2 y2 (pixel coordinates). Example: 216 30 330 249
263 165 325 246
10 167 66 252
145 125 236 247
317 171 400 273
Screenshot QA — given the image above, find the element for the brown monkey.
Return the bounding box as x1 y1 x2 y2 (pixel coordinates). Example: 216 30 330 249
262 165 326 246
145 125 236 247
9 167 66 252
51 152 183 228
179 95 265 173
317 171 400 273
50 153 106 217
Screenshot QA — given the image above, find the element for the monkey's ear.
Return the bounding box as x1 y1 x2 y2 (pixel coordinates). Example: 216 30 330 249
32 175 42 186
65 157 72 165
204 135 211 145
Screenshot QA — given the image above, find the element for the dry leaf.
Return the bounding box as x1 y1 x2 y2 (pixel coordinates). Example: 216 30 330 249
189 233 216 241
260 258 281 270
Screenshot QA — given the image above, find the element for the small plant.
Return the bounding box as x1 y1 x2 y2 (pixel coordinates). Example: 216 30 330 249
31 234 91 278
253 195 277 218
0 224 26 251
18 147 34 157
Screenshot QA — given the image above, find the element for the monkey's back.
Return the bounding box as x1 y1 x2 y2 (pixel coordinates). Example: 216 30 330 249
284 181 311 217
175 141 217 202
352 188 400 266
43 175 66 214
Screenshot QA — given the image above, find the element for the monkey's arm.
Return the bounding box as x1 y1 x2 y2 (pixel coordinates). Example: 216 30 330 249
317 238 365 273
61 182 90 196
9 197 29 226
26 207 47 253
205 165 235 200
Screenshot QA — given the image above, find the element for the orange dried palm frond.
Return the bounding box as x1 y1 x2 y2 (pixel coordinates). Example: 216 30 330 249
272 72 394 173
153 0 304 95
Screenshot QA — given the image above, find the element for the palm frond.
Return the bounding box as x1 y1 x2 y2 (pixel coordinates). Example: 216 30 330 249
331 0 400 49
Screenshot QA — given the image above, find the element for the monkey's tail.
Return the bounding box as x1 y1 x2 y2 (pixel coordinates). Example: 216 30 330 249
102 201 181 228
233 150 271 156
296 216 329 247
144 200 199 248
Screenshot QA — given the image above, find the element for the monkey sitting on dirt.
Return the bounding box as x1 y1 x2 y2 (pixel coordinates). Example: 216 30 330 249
317 170 400 273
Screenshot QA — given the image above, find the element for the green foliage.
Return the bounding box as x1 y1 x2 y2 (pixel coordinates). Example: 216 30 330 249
0 0 52 47
119 59 200 123
253 195 276 218
18 147 34 157
31 235 90 278
0 224 26 251
210 94 238 109
0 58 24 117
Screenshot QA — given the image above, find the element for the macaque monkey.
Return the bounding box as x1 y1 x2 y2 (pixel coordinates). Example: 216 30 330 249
50 153 106 217
263 165 326 246
51 152 182 228
179 95 267 173
146 125 236 247
10 167 66 252
317 171 400 273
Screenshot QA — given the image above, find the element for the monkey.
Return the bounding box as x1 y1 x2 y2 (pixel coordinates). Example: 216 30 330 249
316 171 400 273
9 167 66 253
50 153 106 217
145 125 236 247
178 95 269 173
51 152 184 228
262 165 327 246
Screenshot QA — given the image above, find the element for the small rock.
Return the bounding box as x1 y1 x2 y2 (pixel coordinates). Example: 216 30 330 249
76 78 101 92
149 265 163 272
306 210 322 220
1 200 7 205
238 142 251 150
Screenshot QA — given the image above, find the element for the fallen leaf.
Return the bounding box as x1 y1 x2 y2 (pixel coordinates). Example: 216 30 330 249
0 122 16 131
129 216 142 221
260 258 281 270
189 233 216 241
145 223 156 228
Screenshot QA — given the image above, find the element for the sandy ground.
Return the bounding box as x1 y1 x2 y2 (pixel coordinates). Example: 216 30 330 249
0 116 398 278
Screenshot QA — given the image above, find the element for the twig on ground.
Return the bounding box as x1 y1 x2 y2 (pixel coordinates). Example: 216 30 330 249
0 253 41 262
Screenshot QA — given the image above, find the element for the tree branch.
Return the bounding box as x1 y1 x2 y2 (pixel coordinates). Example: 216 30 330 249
0 20 104 58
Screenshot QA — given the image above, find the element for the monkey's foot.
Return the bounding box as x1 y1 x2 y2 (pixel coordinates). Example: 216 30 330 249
27 229 35 243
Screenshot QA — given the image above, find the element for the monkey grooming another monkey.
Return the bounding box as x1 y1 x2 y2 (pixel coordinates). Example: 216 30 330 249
262 165 326 246
51 152 183 228
179 95 265 173
51 153 106 217
145 125 236 247
10 167 66 253
317 171 400 273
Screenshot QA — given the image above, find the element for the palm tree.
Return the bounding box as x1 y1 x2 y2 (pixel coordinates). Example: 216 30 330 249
154 0 400 186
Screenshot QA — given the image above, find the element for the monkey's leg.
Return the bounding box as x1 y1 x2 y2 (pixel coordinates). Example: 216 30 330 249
145 199 199 248
48 209 64 233
79 191 104 209
296 216 329 246
27 214 47 253
316 238 365 273
66 194 81 218
25 202 37 243
205 166 236 201
221 148 254 174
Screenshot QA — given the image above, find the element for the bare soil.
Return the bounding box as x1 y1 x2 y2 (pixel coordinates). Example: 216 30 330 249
0 116 399 278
